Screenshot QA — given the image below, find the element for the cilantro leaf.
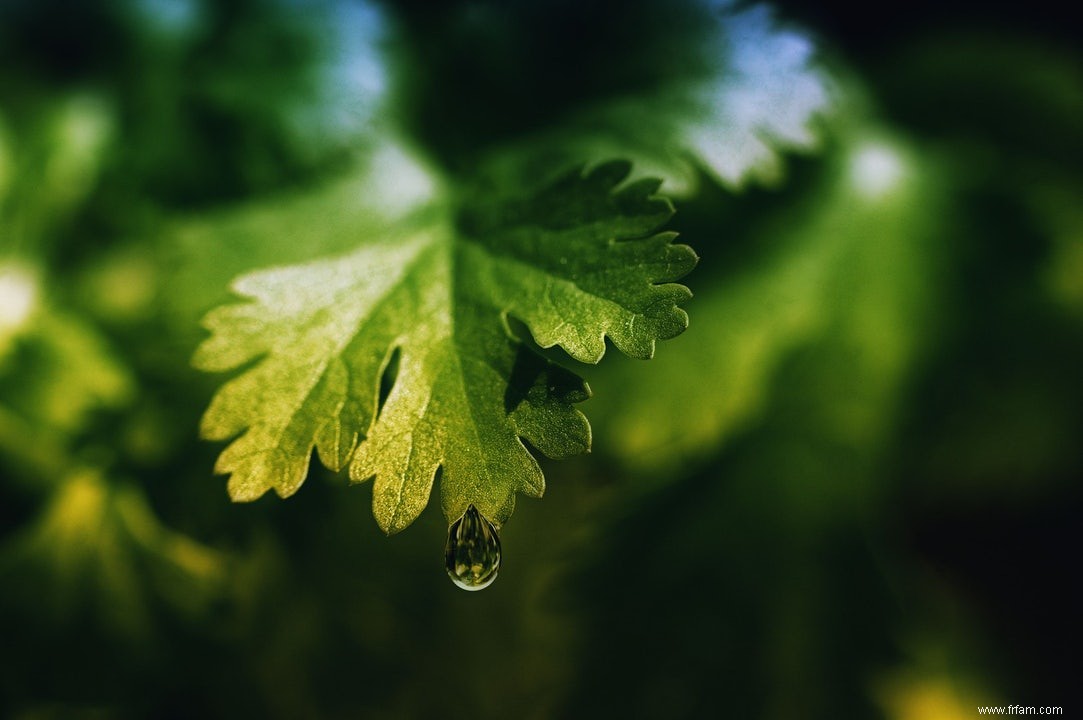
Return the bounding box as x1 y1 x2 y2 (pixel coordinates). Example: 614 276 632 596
194 161 696 532
587 130 939 477
471 3 830 198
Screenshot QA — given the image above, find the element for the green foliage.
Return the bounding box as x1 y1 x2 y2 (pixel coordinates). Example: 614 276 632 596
185 0 829 533
587 125 941 480
7 0 1079 716
0 468 228 637
195 162 695 531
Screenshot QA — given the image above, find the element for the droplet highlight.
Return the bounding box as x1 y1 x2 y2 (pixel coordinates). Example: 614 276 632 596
445 504 501 591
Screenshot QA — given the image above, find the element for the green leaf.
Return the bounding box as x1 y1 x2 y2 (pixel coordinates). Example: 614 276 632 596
0 280 134 463
475 3 830 198
586 127 942 480
194 161 696 533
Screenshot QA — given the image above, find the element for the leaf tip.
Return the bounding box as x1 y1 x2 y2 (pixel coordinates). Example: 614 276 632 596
226 476 268 503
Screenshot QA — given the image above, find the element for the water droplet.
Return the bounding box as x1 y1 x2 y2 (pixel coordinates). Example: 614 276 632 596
445 504 501 591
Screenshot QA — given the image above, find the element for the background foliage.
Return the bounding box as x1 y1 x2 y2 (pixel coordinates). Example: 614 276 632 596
1 0 1079 717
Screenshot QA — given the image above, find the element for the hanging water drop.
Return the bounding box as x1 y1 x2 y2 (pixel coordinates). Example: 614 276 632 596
445 504 501 591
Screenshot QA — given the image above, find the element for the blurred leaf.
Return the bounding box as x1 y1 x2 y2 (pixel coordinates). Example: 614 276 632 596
595 2 831 194
0 260 137 488
477 1 831 197
0 261 40 361
194 161 695 531
0 468 229 637
0 303 132 437
0 96 113 253
587 122 942 479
